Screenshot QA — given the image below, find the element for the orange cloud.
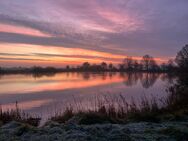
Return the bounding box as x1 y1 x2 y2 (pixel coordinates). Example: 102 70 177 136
0 43 168 67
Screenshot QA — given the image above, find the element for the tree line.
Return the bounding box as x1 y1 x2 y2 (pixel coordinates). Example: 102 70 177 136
66 54 171 72
66 44 188 72
0 44 188 73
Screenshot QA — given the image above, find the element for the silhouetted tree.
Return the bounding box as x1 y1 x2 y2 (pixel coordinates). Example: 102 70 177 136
142 55 151 71
101 62 107 70
32 66 43 73
141 55 158 71
166 59 175 71
123 57 134 70
138 63 144 71
160 63 168 71
66 65 70 70
89 64 103 71
150 59 159 71
175 44 188 71
119 64 125 71
82 62 90 70
133 60 139 71
108 63 113 70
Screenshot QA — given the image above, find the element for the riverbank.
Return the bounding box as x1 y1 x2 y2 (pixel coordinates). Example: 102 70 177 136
1 103 188 141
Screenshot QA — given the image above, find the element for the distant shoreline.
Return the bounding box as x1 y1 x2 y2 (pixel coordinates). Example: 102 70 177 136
0 67 175 75
0 70 170 76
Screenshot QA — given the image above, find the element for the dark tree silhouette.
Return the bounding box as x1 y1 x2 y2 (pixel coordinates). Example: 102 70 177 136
66 65 70 70
167 59 175 71
175 44 188 71
150 59 159 71
124 73 139 86
133 60 139 71
119 64 125 71
160 63 168 71
140 73 160 89
101 62 107 70
82 62 90 70
108 63 113 70
123 57 134 70
142 55 152 71
141 55 158 71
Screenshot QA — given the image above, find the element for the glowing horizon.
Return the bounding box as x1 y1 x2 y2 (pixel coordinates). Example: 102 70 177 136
0 43 168 67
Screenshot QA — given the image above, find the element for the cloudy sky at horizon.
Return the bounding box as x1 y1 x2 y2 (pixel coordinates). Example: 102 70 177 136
0 0 188 67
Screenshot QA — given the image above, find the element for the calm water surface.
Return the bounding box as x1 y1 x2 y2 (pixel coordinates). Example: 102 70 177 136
0 72 175 121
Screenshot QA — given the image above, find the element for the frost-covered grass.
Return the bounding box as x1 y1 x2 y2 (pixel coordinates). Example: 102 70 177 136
0 120 188 141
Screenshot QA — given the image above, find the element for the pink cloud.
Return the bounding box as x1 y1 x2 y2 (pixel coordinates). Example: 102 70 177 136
0 23 51 37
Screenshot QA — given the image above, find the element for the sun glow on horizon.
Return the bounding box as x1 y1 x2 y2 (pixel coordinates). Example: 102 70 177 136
0 43 168 67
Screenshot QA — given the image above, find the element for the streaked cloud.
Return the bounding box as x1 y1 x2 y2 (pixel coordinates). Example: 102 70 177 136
0 0 187 66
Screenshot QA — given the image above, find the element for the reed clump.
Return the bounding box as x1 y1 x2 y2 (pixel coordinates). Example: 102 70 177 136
0 102 41 126
50 80 188 125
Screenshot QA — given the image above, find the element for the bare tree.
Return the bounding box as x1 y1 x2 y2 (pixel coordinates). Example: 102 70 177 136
66 65 70 70
108 63 113 70
123 57 134 70
101 62 107 70
82 62 90 70
133 60 139 71
141 55 158 71
167 59 175 71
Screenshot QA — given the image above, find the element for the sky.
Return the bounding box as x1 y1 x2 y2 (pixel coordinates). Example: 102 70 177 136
0 0 188 67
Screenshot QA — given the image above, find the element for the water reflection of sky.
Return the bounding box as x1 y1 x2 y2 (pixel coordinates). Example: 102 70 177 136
0 72 175 121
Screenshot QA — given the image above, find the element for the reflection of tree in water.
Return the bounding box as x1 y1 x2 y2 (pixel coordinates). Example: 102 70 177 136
81 72 117 81
32 72 56 79
66 72 70 78
109 72 116 79
81 73 91 80
101 73 108 80
122 73 140 86
0 74 2 80
140 73 160 89
160 73 177 84
120 72 160 88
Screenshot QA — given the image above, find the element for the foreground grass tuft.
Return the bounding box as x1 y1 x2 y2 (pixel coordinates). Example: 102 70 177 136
0 102 41 126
